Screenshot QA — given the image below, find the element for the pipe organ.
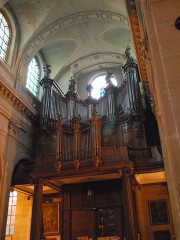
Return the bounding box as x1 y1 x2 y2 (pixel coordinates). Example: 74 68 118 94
37 48 148 171
30 48 163 240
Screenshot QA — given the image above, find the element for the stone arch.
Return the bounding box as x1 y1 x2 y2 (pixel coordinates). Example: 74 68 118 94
12 157 34 186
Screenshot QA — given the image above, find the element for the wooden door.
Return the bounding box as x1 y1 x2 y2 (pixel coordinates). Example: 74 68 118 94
154 230 171 240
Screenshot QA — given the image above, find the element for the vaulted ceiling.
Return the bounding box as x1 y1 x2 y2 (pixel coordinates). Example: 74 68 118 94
6 0 134 91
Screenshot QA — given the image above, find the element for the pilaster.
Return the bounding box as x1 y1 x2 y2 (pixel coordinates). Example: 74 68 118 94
125 0 180 238
0 118 20 239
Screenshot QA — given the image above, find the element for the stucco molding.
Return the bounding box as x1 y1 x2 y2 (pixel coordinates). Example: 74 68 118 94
18 11 128 81
70 52 126 78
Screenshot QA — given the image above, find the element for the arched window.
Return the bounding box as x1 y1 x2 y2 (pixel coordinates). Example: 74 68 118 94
26 57 40 97
90 73 117 99
0 11 10 61
6 191 18 236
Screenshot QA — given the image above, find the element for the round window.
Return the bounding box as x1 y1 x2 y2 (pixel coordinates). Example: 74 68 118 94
90 73 117 99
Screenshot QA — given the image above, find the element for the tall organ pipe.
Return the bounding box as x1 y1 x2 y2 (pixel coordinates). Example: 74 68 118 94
122 61 141 112
106 86 116 118
40 78 54 127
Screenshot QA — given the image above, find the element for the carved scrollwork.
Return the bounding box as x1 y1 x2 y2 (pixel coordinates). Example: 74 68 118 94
118 166 134 177
140 38 150 62
8 120 19 137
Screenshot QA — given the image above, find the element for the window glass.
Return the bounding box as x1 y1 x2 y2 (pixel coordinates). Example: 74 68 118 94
0 11 10 61
26 57 40 97
91 74 117 99
6 191 18 236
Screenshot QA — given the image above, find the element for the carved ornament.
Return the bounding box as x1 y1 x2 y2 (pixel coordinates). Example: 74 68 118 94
8 119 19 137
125 0 149 82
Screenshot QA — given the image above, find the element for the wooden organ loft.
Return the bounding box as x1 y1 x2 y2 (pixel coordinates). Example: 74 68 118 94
12 48 164 240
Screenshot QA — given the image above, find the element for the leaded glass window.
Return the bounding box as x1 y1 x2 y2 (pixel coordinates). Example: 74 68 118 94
6 191 18 236
26 57 40 97
0 11 10 61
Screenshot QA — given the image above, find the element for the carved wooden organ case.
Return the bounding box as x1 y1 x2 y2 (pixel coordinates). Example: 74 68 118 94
34 52 161 175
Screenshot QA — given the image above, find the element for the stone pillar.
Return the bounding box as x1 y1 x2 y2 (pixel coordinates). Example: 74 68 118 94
0 118 19 239
125 0 180 238
30 181 43 240
122 167 137 240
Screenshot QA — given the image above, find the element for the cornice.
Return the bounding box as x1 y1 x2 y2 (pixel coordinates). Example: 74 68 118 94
0 78 37 121
125 0 149 82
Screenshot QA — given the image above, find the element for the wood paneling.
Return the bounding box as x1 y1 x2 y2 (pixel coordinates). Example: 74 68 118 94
72 210 94 240
61 179 124 239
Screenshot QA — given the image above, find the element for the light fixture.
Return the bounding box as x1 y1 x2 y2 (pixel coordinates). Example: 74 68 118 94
87 185 93 196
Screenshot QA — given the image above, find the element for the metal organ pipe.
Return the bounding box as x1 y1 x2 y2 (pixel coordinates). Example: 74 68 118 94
122 61 141 112
122 46 142 112
106 87 116 119
40 78 54 126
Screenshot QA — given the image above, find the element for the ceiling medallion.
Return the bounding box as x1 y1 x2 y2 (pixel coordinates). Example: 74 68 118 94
174 16 180 30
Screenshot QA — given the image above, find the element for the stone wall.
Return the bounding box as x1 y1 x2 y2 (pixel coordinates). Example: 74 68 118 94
135 184 174 240
5 191 32 240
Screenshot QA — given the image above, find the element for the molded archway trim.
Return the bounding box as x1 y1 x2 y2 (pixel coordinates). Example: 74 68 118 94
17 11 128 82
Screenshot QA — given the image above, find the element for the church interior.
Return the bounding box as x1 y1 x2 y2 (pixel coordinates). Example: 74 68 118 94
0 1 180 240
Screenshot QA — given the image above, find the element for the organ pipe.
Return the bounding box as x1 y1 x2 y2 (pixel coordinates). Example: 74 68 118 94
122 46 142 112
40 78 54 127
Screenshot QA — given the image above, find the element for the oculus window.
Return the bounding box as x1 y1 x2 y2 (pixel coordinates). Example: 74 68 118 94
91 73 117 99
26 57 40 97
0 11 10 61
